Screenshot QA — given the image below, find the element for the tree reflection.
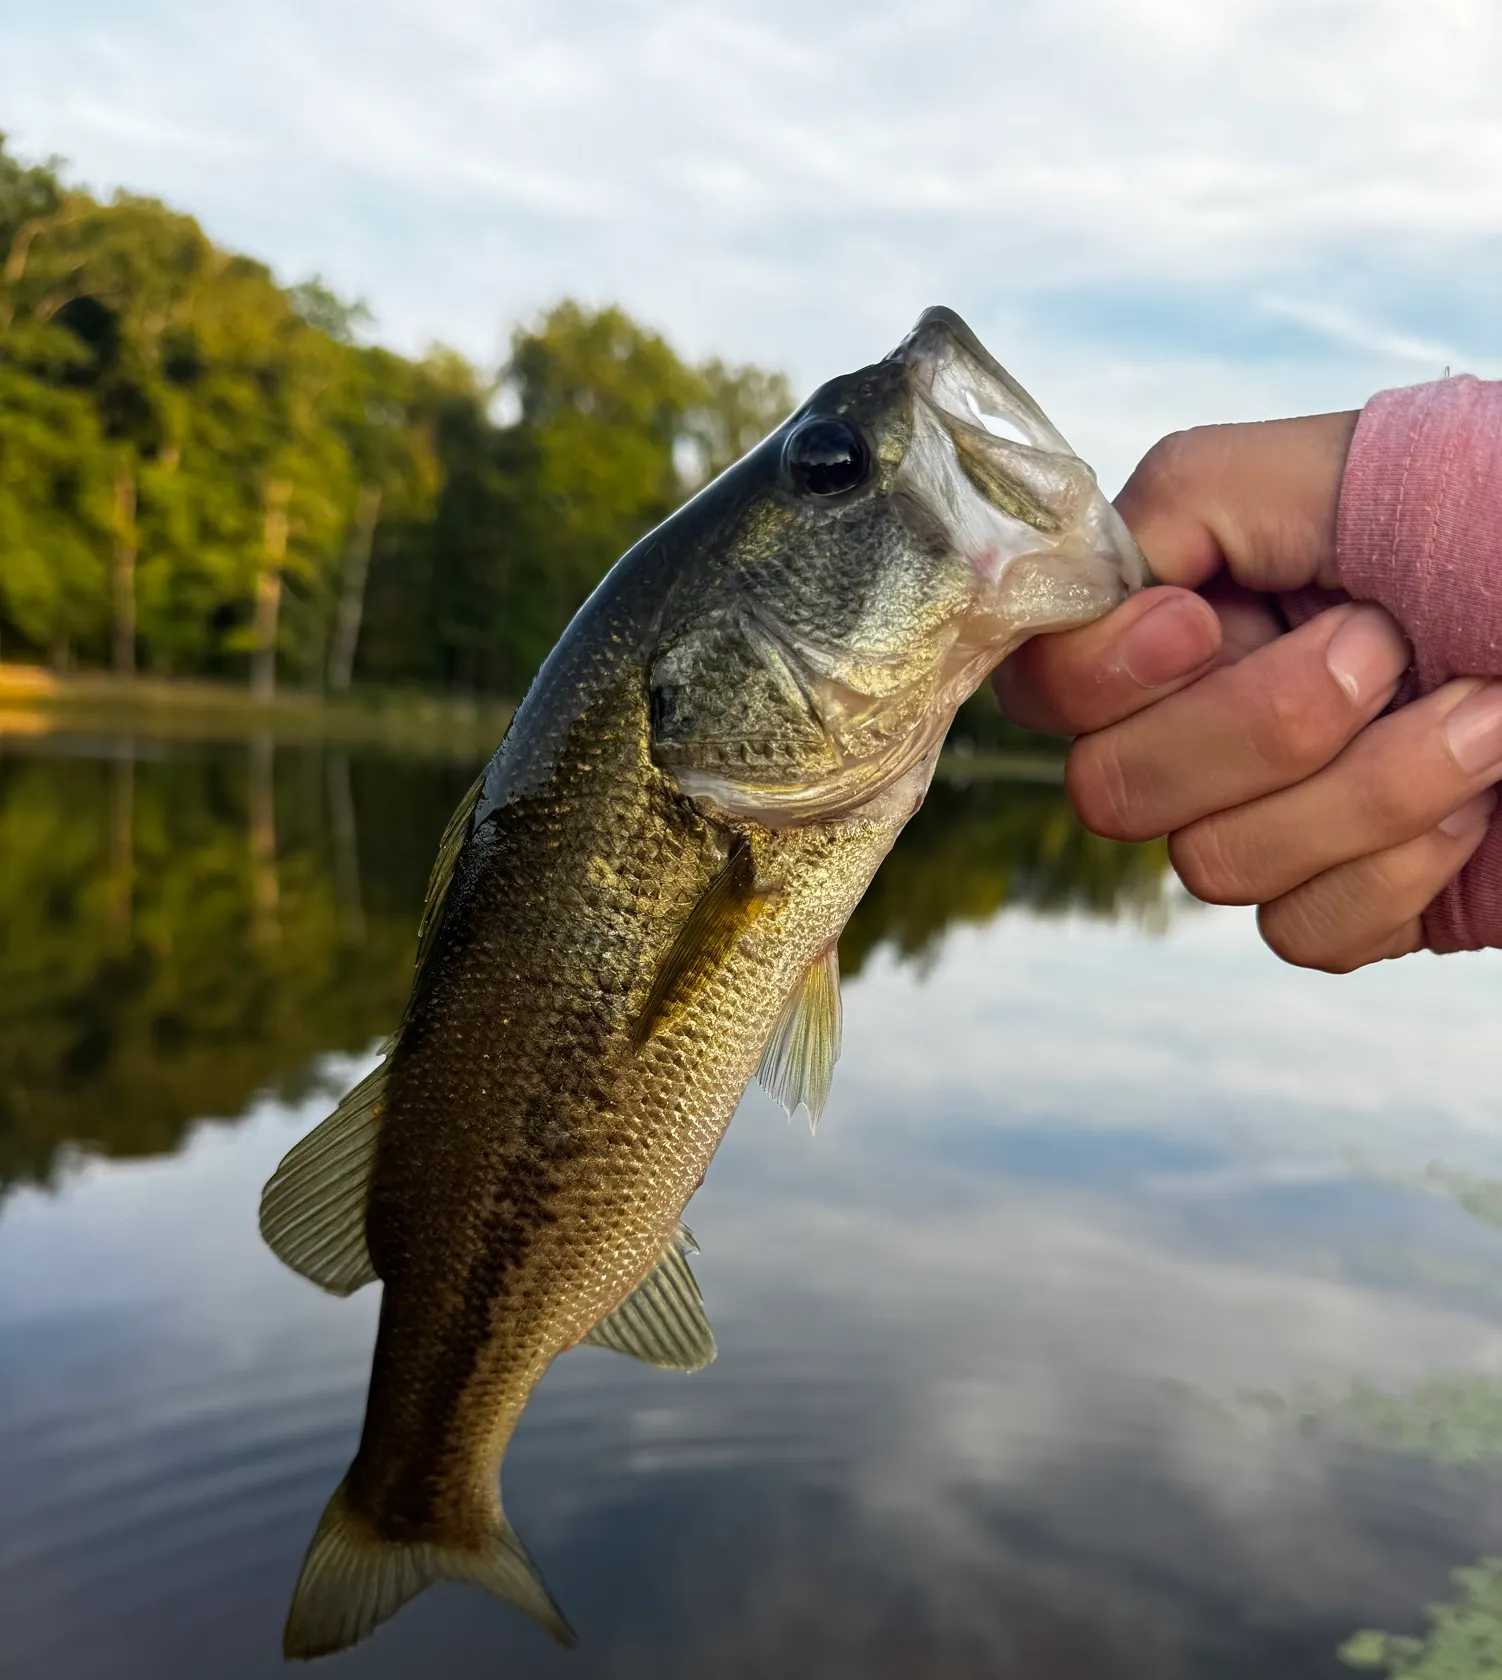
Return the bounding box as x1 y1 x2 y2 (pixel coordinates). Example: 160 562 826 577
1341 1557 1502 1675
841 772 1172 977
0 742 1170 1200
1242 1375 1502 1467
0 742 470 1197
1194 1153 1502 1676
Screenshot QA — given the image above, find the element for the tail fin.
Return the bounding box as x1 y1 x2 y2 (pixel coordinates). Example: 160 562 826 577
282 1478 575 1660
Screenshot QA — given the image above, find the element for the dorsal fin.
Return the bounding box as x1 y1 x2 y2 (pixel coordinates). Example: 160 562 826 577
631 836 769 1050
757 945 843 1130
581 1224 715 1371
411 766 486 989
258 1046 391 1295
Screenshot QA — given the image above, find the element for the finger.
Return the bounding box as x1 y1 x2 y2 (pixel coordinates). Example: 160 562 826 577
1171 679 1502 905
1067 603 1410 842
1199 577 1285 665
1115 412 1360 594
1256 794 1494 973
994 587 1222 735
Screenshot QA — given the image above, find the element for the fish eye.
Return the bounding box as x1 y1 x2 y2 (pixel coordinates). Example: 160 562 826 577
782 417 871 498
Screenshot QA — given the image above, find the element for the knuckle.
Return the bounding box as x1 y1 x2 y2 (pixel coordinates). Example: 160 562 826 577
1353 765 1427 841
1245 676 1344 778
1256 899 1357 973
1067 733 1148 840
1127 429 1203 503
1169 821 1255 906
1257 846 1420 974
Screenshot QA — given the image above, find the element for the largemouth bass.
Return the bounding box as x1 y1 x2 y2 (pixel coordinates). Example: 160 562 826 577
260 306 1147 1659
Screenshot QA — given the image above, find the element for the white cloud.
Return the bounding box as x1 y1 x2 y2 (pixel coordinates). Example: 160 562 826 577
4 0 1501 484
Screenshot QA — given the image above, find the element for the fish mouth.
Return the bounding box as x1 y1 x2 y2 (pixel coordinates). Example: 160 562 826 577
893 306 1151 600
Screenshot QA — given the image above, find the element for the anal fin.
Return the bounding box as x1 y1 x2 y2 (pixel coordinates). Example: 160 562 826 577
757 945 842 1130
581 1224 715 1371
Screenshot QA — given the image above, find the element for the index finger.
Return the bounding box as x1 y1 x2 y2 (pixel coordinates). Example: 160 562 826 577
1116 411 1359 594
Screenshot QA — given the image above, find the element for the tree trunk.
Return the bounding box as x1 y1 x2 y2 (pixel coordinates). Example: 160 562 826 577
326 483 381 691
327 749 366 946
251 478 291 703
112 465 138 677
106 738 135 942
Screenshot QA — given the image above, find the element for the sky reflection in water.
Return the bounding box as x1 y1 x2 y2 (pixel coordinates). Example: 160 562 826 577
3 739 1502 1678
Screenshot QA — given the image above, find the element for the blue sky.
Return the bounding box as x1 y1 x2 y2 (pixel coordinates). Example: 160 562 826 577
4 0 1501 488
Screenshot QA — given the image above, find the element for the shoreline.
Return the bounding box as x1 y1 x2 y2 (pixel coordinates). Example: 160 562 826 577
0 663 1067 779
0 664 515 762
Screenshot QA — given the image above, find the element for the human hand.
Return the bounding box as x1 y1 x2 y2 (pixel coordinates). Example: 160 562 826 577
994 415 1502 971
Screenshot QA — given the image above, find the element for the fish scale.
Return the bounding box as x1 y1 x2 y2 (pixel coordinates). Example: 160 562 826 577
258 305 1148 1659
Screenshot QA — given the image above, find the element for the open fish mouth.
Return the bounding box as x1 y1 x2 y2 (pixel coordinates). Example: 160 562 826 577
899 305 1080 455
894 305 1151 600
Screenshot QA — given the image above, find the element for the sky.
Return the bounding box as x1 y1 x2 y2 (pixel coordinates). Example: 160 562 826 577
4 0 1502 488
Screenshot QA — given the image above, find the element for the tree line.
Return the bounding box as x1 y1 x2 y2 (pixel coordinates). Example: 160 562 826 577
0 134 793 698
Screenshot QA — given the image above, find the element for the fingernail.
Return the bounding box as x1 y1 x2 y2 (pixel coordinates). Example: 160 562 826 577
1324 605 1410 705
1444 683 1502 775
1439 787 1498 837
1118 595 1218 689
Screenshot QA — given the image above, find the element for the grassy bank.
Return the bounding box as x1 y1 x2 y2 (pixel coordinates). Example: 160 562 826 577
0 665 515 761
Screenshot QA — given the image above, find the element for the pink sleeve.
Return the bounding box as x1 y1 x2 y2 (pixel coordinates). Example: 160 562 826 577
1314 375 1502 952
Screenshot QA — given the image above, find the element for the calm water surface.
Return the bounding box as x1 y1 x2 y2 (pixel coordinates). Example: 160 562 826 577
4 736 1502 1678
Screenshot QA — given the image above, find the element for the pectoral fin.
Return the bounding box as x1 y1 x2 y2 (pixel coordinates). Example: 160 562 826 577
581 1225 716 1371
631 835 769 1050
258 1047 391 1295
757 945 843 1130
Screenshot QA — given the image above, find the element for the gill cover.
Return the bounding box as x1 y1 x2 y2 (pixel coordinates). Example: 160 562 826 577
647 306 1147 826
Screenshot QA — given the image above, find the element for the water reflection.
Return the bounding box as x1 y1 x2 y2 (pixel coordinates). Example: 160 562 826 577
840 772 1171 978
0 740 1168 1198
0 741 471 1196
4 739 1502 1677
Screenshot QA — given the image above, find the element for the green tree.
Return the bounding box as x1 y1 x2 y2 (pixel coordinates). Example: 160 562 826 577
4 191 218 673
686 357 795 482
0 139 795 700
496 299 705 684
0 141 112 664
322 343 445 691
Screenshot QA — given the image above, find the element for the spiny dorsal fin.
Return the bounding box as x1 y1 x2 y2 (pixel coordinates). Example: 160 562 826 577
581 1224 716 1371
258 1046 392 1295
631 835 769 1050
757 945 843 1131
411 766 486 988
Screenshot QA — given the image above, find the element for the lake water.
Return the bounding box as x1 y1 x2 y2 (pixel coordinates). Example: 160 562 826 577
4 735 1502 1678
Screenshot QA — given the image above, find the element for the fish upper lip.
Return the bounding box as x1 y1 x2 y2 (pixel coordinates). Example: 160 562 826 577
894 305 1151 595
895 305 1072 457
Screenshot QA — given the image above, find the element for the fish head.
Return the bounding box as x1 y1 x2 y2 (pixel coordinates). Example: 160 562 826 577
648 305 1149 826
